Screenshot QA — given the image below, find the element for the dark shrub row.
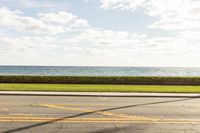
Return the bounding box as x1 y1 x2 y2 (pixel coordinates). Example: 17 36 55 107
1 75 200 85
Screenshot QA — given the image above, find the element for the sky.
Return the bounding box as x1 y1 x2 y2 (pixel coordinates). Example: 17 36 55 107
0 0 200 67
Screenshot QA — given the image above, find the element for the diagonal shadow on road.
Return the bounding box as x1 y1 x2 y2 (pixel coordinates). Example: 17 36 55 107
2 95 200 133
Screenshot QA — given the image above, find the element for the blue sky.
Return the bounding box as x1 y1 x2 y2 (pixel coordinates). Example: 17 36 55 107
0 0 200 67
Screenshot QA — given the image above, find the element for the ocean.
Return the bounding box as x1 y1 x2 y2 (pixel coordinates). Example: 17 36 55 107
0 66 200 76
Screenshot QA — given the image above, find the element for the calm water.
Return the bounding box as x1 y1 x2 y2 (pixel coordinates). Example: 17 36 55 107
0 66 200 76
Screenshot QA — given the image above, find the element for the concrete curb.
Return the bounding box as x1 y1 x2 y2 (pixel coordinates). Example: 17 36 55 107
0 91 200 98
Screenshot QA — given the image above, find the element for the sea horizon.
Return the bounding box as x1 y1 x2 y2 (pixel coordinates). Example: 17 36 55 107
1 65 200 77
1 65 200 69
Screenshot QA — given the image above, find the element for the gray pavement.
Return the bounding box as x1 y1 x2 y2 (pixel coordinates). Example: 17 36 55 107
0 92 200 133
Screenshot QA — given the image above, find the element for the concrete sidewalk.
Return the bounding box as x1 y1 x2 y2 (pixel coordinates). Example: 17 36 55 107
0 91 200 98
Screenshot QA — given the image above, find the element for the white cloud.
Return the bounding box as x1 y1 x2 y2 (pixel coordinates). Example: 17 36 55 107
9 22 200 66
0 36 58 53
0 7 65 34
146 0 200 30
38 11 75 24
99 0 194 18
64 28 146 49
0 6 90 34
100 0 146 10
70 18 89 28
38 11 90 28
99 0 200 31
1 25 200 66
1 2 200 66
149 19 200 30
178 31 200 40
0 35 64 65
1 0 68 9
60 25 200 66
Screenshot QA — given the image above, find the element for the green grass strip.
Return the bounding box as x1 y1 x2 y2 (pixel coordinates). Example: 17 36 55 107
1 83 200 93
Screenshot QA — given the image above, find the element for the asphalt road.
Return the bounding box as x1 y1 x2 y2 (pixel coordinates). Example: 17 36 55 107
0 94 200 133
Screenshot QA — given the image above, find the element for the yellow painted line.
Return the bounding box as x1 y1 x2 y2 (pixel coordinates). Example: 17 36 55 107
0 116 200 124
0 116 155 121
0 103 122 107
30 104 200 124
0 119 157 123
2 116 200 121
35 103 115 107
35 104 136 119
0 119 200 124
34 104 165 120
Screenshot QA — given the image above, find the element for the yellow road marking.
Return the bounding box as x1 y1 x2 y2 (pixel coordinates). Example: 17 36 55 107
0 116 200 121
35 104 138 119
0 116 200 124
0 116 155 120
0 103 125 107
27 104 200 124
35 103 115 107
0 120 199 124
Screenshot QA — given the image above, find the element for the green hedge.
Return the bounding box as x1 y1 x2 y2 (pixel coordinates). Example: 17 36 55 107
1 75 200 85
